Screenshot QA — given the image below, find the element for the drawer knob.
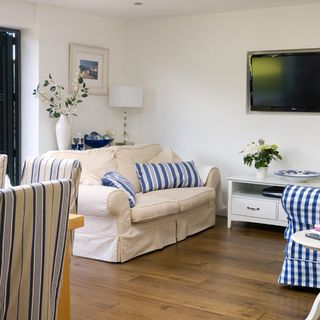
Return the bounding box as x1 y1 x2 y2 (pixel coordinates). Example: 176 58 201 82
247 206 260 211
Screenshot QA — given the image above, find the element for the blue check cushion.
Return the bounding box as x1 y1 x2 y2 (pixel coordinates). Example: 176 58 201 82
279 184 320 288
135 161 203 193
101 171 136 208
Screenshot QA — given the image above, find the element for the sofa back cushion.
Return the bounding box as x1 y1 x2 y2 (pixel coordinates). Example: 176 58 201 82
148 147 182 163
114 144 162 192
45 147 116 185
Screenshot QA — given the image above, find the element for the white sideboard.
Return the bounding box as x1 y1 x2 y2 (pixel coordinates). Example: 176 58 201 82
227 175 320 228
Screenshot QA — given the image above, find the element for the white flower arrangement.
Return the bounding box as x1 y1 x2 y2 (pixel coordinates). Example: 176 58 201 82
33 69 89 118
241 138 282 169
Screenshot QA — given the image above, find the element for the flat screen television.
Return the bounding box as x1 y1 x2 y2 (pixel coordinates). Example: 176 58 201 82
248 50 320 112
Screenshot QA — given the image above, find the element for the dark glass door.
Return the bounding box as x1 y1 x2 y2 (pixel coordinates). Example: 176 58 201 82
0 28 20 185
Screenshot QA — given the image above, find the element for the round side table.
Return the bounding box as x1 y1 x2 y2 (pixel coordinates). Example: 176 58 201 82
292 230 320 320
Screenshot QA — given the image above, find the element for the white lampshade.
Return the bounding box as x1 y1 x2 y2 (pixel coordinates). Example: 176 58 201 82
109 86 143 108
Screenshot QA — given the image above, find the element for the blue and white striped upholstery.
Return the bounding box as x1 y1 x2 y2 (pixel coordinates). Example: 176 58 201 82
0 179 71 320
101 171 136 208
21 156 82 214
279 184 320 288
0 154 7 188
135 161 203 193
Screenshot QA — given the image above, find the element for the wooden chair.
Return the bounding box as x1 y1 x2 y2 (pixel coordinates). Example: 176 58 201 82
0 154 8 188
0 179 71 320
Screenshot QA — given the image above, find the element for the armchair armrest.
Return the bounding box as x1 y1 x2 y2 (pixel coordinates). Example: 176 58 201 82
78 184 131 233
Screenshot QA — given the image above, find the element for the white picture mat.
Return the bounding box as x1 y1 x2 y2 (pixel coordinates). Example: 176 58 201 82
69 43 109 95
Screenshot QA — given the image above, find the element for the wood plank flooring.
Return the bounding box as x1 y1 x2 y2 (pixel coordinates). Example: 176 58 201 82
70 217 318 319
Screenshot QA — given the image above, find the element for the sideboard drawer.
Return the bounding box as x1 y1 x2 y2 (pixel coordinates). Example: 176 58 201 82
232 197 277 220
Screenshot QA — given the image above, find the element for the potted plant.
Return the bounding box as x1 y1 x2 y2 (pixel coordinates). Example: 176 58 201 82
241 138 282 178
33 69 89 150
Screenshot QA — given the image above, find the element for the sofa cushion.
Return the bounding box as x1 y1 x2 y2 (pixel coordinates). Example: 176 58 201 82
115 144 162 193
149 187 215 212
46 148 116 185
135 161 203 193
101 171 136 208
131 193 179 223
148 147 182 163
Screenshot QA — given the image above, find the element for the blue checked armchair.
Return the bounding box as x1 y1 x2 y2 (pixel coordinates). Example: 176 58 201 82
279 184 320 288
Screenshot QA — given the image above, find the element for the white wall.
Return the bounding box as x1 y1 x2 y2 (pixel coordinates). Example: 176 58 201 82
3 2 320 204
36 5 124 153
0 1 39 162
1 3 125 157
21 26 40 160
0 1 35 29
124 4 320 207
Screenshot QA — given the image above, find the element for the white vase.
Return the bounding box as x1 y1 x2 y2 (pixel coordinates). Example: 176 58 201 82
256 167 268 179
55 115 72 150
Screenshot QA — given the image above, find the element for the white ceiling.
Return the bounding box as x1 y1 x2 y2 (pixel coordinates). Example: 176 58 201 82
24 0 320 20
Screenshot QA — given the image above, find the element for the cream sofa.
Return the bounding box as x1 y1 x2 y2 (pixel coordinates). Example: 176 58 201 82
46 144 222 262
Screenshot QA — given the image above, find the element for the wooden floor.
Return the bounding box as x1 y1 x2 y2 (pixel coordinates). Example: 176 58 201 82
70 217 318 320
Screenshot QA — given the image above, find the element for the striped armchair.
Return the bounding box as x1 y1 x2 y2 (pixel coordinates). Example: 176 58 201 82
0 154 8 188
279 184 320 288
0 179 71 320
21 156 82 214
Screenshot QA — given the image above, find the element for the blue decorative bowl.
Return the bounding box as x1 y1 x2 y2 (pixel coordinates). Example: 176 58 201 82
84 138 113 148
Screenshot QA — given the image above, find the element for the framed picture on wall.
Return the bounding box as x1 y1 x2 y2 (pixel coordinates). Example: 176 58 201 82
69 43 109 95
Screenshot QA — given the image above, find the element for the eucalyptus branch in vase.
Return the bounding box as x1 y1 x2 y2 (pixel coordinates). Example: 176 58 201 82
33 68 89 118
33 69 89 150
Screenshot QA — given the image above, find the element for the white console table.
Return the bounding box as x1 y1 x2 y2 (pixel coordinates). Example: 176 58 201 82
227 175 320 228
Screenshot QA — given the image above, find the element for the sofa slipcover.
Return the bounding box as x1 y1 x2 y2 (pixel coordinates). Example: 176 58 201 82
45 144 222 262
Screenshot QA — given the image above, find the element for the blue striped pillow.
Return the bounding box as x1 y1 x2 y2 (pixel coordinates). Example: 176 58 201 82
101 171 136 208
135 161 203 193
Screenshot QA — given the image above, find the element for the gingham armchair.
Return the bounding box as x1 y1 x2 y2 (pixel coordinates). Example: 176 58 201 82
279 184 320 288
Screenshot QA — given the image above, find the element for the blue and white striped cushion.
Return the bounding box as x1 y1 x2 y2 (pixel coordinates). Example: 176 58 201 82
101 171 136 208
135 161 203 193
279 184 320 288
0 179 71 320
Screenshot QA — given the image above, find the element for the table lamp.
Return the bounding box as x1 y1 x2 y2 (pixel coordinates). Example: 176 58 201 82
109 86 143 145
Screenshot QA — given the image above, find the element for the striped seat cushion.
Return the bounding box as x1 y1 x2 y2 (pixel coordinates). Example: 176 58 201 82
279 184 320 288
101 171 136 207
0 179 71 320
135 161 203 193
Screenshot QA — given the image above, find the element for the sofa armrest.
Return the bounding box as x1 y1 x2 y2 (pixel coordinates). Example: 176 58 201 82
78 184 131 233
196 165 225 213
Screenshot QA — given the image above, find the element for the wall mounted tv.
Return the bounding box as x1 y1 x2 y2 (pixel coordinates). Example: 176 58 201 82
248 50 320 112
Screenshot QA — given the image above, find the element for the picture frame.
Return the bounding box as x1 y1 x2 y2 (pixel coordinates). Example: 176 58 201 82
69 43 109 95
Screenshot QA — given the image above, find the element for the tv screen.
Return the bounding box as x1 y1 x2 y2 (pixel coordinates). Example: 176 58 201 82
248 51 320 112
